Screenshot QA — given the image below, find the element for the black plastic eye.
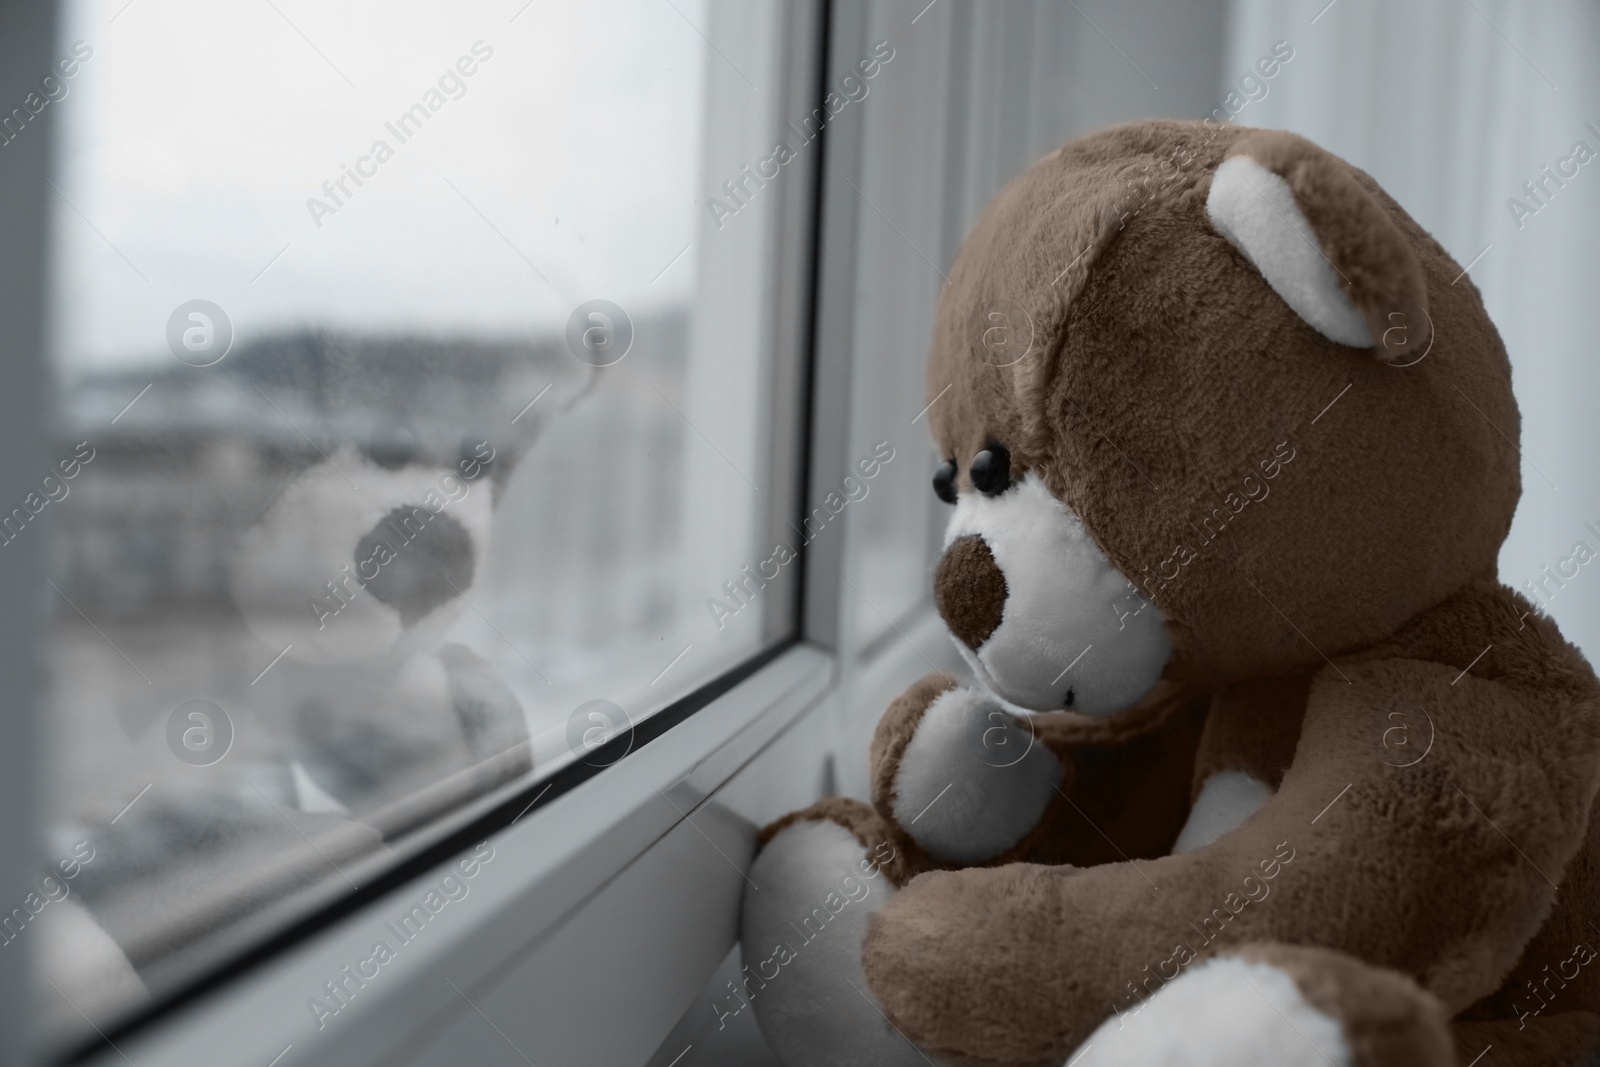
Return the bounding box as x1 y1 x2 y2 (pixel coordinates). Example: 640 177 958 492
364 430 419 470
932 459 958 505
970 443 1011 495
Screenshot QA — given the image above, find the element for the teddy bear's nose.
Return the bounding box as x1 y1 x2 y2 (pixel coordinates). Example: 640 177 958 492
934 535 1008 650
354 506 475 625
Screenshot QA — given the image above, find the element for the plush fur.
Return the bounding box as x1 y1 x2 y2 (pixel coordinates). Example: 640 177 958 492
742 120 1600 1066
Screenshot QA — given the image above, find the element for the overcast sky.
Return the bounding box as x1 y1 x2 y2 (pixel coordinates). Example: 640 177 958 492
48 0 706 375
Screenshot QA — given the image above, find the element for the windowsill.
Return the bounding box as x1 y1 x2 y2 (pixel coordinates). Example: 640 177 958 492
77 644 835 1067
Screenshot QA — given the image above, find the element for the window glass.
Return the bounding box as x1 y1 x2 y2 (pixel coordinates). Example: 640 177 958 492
36 0 794 1037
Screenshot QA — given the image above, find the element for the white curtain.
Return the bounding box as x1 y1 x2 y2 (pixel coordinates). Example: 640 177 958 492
1226 0 1600 659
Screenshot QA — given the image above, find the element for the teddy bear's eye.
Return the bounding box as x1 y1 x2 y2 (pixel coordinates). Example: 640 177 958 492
970 443 1011 495
365 441 417 470
364 428 419 470
932 459 958 505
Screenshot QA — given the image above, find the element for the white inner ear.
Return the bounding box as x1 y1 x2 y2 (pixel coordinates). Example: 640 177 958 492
1206 156 1374 348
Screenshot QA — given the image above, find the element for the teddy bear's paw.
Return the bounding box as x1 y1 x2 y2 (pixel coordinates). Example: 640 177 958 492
883 685 1062 864
1067 956 1353 1067
741 814 936 1067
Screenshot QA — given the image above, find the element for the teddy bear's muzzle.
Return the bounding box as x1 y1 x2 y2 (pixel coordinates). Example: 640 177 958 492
229 451 495 663
935 472 1172 717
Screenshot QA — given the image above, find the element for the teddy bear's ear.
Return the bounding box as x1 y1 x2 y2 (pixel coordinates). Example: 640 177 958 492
1206 130 1429 362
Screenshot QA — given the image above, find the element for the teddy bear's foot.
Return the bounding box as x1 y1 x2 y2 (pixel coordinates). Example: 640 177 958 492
1066 943 1452 1067
740 798 941 1067
871 675 1064 865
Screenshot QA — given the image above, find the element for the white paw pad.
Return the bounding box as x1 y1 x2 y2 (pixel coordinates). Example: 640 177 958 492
1067 957 1352 1067
892 687 1062 864
740 820 929 1067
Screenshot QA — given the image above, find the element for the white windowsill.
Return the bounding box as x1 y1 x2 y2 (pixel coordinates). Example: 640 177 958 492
87 643 835 1067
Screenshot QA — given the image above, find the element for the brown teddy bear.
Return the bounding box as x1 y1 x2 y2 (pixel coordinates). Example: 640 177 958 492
739 119 1600 1067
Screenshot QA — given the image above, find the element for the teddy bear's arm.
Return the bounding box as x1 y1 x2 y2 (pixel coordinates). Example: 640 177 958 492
862 652 1600 1064
867 673 1206 872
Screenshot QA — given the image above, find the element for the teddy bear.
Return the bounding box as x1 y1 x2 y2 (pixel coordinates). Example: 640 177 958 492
740 119 1600 1067
40 328 591 1029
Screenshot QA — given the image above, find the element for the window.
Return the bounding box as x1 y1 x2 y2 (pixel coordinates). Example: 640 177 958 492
25 3 1595 1066
33 0 808 1046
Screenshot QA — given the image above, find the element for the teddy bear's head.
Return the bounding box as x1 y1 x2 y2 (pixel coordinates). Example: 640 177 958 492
926 120 1519 717
223 332 584 665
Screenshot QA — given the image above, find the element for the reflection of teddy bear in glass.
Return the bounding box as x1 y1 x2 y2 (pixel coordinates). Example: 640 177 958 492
47 331 585 1024
743 121 1600 1067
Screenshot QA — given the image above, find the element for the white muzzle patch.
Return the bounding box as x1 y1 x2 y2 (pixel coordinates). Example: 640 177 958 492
943 473 1170 717
229 452 493 663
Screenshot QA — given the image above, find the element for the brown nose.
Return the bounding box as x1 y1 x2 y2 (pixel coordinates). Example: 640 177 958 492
935 535 1008 649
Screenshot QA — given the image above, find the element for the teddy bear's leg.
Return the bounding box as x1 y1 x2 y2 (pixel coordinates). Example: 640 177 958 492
1066 942 1453 1067
740 797 946 1067
870 673 1205 869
